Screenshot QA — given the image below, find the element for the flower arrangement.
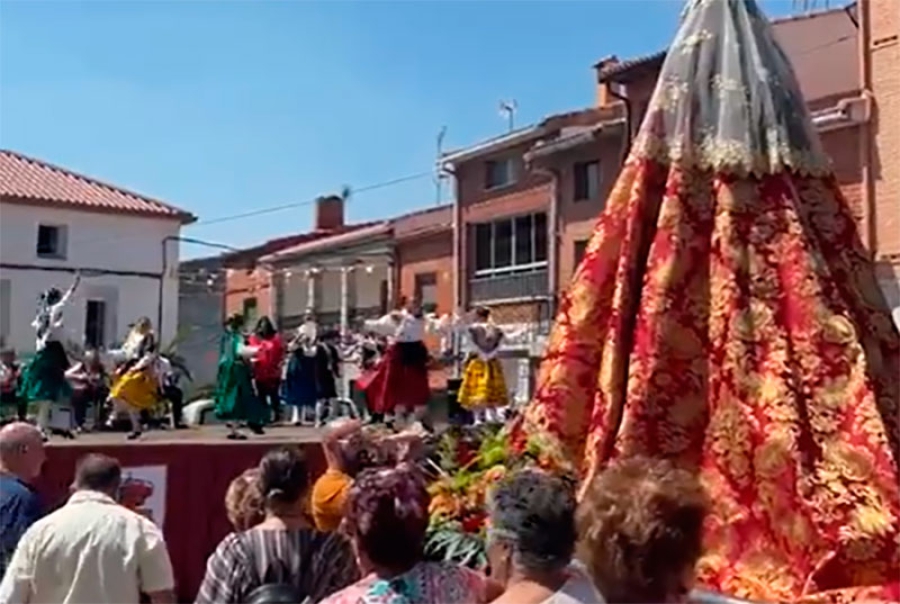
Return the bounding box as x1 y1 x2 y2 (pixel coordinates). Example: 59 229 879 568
421 423 576 569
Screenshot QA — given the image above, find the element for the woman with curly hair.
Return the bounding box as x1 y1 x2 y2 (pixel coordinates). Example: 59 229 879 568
576 457 709 604
224 469 265 532
486 469 600 604
321 464 494 604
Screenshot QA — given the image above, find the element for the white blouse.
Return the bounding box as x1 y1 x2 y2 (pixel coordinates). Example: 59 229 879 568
365 311 441 343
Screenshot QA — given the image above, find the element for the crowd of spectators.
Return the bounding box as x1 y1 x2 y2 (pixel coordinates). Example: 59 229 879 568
0 417 709 604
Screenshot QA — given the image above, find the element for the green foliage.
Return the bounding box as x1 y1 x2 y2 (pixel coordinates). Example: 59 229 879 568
424 522 487 570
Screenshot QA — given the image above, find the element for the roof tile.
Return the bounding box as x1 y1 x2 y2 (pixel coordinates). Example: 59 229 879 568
0 149 194 223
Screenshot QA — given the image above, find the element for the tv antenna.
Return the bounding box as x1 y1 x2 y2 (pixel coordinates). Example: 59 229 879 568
434 126 447 205
499 100 517 132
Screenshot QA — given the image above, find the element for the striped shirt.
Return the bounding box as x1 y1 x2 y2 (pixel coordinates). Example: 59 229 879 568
195 527 359 604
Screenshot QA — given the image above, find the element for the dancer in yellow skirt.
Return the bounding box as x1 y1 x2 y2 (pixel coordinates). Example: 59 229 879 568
108 317 158 439
454 307 521 424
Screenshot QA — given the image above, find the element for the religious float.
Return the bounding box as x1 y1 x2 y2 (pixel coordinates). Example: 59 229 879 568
423 0 900 602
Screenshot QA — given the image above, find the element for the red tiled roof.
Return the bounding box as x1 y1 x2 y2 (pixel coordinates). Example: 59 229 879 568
261 221 387 263
0 149 195 223
391 204 452 239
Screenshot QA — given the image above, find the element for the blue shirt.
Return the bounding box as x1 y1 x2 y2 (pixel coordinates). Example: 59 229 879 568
0 474 43 580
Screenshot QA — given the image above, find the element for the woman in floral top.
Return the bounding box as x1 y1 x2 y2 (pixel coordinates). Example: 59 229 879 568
321 464 494 604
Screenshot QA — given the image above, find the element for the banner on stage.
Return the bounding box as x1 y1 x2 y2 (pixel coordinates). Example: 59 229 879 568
119 465 167 528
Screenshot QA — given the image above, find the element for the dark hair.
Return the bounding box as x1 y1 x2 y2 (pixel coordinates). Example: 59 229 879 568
74 454 122 493
474 306 491 321
577 457 709 604
44 287 62 305
255 316 277 339
225 313 245 331
246 583 303 604
344 466 429 572
488 469 577 574
258 447 309 509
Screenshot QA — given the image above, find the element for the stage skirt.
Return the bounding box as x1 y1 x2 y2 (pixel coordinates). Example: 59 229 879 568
458 357 508 409
18 341 71 403
215 356 267 426
362 341 430 415
110 369 158 411
283 352 318 408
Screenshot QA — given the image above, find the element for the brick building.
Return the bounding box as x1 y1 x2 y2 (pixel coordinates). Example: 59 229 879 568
860 0 900 322
392 204 454 315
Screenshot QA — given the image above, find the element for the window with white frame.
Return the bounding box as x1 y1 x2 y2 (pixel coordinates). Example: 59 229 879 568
485 157 517 190
36 224 68 259
473 213 548 277
573 160 600 201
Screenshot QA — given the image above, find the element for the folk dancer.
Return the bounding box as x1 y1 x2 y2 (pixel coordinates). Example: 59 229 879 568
352 332 381 417
282 313 319 426
452 306 520 424
17 273 80 439
107 317 159 440
248 316 284 424
214 314 267 439
314 329 357 426
362 299 439 426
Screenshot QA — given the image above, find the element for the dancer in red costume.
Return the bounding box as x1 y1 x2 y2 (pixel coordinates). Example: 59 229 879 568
514 1 900 602
362 299 439 425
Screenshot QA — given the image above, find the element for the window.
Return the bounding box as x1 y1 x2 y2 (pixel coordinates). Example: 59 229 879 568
485 158 516 190
414 272 438 312
574 161 600 201
242 297 258 325
84 300 107 348
473 212 549 276
36 225 67 259
574 239 589 268
0 280 10 348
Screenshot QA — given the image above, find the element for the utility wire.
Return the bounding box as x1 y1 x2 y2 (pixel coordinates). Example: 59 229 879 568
192 171 433 228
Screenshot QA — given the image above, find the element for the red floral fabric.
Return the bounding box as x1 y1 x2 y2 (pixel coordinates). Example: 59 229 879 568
515 157 900 603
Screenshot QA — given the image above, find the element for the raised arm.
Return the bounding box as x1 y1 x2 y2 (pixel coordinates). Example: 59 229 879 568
55 272 81 309
322 418 363 469
363 313 399 337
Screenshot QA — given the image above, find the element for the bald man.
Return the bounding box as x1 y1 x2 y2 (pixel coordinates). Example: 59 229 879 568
0 422 45 580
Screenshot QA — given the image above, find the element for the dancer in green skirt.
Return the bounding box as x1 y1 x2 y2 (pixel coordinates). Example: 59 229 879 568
214 314 267 439
18 272 80 439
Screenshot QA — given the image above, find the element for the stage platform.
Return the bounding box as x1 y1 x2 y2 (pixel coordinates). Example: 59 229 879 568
44 424 327 447
37 424 329 601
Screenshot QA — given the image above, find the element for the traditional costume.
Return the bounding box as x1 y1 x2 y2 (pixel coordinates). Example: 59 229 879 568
282 317 319 425
214 316 267 439
108 319 160 439
514 1 900 601
248 317 284 423
362 308 436 424
18 274 80 438
454 309 515 424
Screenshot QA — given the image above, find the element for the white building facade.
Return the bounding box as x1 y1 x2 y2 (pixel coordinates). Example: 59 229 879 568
0 150 194 356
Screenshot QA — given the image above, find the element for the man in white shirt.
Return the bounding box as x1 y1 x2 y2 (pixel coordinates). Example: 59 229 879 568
0 453 175 604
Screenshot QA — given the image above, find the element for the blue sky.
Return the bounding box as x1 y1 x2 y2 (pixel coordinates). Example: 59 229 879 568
1 0 799 258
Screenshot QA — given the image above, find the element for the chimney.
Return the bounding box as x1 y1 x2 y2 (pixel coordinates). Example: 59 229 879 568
594 55 619 107
314 195 345 231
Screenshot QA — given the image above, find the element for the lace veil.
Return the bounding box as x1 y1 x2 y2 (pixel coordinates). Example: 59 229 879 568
632 0 832 176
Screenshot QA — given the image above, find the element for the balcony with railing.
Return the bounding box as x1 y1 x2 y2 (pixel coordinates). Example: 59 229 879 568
468 266 550 304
